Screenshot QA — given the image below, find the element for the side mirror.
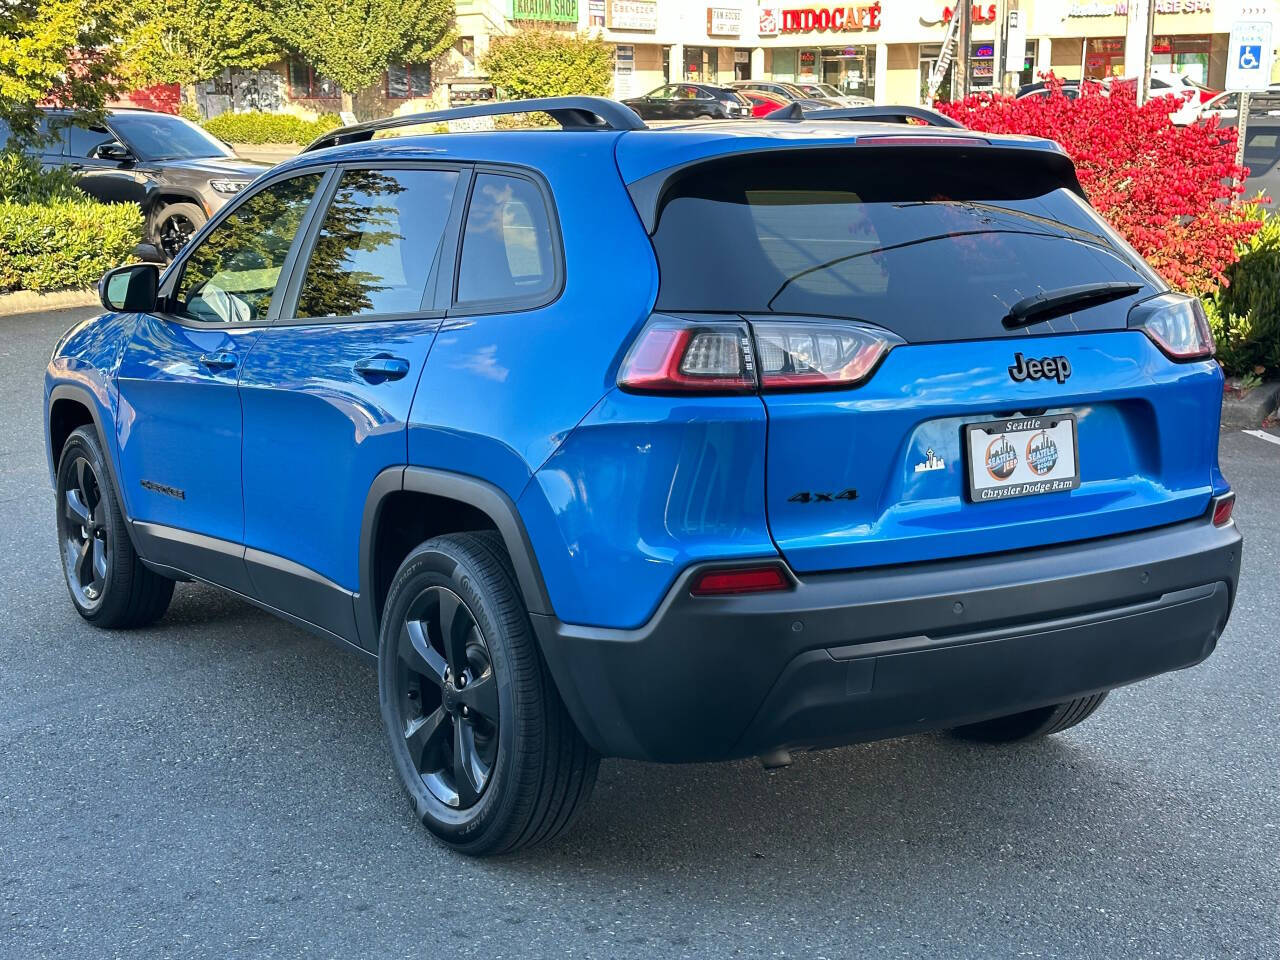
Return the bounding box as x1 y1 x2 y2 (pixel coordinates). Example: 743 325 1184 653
99 263 159 312
94 141 132 162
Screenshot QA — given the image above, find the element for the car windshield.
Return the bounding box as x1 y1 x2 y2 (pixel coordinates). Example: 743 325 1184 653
108 112 234 161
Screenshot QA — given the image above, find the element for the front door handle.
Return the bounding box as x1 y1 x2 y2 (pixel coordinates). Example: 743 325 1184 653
199 350 237 372
354 355 410 382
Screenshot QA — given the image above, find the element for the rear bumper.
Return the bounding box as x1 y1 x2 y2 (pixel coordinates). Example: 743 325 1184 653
532 515 1241 762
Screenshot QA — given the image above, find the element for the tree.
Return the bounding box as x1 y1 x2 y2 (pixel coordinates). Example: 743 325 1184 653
0 0 133 144
276 0 456 115
934 78 1260 295
127 0 278 114
482 30 612 101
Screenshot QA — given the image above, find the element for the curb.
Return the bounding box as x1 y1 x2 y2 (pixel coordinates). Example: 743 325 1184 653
1221 380 1280 428
0 288 98 317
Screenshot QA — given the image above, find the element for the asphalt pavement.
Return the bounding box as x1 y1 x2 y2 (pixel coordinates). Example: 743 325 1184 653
2 306 1277 959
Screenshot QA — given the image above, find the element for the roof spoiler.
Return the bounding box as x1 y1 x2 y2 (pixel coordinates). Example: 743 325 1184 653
304 96 648 152
766 103 965 128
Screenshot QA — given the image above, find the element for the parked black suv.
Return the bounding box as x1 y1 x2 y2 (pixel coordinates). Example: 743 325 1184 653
7 107 267 258
622 83 752 120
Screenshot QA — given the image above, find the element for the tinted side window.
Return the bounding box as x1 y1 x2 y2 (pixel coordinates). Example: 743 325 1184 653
294 167 458 319
67 124 116 159
176 173 323 324
456 174 556 306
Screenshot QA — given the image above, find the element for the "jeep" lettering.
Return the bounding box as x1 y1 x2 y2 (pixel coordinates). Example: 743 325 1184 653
1008 352 1072 384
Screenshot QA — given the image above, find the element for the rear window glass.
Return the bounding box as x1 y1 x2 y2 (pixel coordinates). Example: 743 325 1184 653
652 149 1161 343
456 173 556 306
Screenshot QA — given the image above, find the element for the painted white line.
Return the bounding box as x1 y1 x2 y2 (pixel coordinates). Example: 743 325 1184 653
1243 429 1280 447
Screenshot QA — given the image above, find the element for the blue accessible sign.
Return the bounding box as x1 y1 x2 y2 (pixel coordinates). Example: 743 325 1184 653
1226 20 1274 92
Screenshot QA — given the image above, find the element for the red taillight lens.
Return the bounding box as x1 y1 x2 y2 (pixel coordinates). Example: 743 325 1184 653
1212 492 1235 526
751 319 901 390
618 318 756 394
1128 293 1215 361
690 564 790 596
619 315 899 395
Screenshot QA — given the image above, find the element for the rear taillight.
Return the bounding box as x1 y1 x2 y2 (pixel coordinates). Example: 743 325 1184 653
1212 492 1235 526
690 563 791 596
617 318 756 394
619 315 900 395
751 318 901 390
1128 293 1215 361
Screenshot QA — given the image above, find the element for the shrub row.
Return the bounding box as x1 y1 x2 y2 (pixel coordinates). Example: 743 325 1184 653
0 198 142 293
202 111 342 145
1206 211 1280 378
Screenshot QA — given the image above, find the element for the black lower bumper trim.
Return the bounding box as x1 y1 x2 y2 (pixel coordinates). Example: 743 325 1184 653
532 517 1241 762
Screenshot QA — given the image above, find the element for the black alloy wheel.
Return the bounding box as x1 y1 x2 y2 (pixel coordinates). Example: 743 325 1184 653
58 453 108 610
158 213 197 259
395 585 500 808
379 533 598 855
54 426 174 628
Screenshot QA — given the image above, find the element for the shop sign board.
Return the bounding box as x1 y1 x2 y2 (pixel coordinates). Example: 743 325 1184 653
707 7 743 35
759 4 882 34
510 0 579 22
608 0 658 30
1067 0 1211 15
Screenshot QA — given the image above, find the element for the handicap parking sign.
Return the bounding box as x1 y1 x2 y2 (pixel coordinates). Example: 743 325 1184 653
1226 21 1274 92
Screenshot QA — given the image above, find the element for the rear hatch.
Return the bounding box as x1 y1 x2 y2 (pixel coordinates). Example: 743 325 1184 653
643 141 1222 573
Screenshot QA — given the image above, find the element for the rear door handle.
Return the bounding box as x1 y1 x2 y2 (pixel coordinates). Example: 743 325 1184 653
199 351 237 372
354 355 410 382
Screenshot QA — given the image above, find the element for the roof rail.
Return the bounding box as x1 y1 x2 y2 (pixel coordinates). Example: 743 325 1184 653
304 96 648 152
766 103 965 129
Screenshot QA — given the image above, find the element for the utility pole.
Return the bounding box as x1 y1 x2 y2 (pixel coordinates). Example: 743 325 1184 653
994 0 1006 95
956 1 973 98
1142 0 1156 103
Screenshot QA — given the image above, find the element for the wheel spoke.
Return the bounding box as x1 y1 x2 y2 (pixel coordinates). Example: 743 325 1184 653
435 590 470 676
65 487 91 527
457 671 499 723
75 537 93 588
91 536 108 583
452 720 484 807
399 619 446 686
75 458 89 502
404 707 448 772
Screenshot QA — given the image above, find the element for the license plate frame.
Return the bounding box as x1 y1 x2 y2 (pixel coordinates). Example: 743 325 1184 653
963 414 1081 503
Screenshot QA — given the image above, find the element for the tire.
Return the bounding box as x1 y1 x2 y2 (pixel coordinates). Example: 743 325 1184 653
152 202 206 260
950 693 1109 743
55 426 174 628
378 532 598 856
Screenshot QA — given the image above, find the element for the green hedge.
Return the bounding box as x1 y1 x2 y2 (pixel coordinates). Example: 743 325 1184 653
202 111 343 145
0 198 143 293
1207 212 1280 378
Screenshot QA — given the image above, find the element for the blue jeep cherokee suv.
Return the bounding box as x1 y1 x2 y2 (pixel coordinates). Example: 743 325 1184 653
44 98 1242 855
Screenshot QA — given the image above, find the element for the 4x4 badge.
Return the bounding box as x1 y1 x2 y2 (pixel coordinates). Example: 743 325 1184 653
1009 352 1072 384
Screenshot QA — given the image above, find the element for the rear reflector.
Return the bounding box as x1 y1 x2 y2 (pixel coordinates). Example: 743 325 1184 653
1212 492 1235 526
690 564 790 596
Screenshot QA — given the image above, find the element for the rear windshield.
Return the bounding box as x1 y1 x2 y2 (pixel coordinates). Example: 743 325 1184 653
651 148 1162 343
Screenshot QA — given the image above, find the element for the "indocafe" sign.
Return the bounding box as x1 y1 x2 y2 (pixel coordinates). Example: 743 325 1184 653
760 4 883 34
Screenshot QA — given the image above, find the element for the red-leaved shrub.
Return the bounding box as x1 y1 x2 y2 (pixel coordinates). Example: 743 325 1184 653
935 78 1260 294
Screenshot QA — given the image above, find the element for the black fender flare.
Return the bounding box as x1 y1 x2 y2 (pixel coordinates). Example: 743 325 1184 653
355 466 554 650
47 382 139 551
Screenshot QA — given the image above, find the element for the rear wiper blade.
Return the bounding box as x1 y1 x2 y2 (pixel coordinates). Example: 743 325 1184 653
1003 282 1143 328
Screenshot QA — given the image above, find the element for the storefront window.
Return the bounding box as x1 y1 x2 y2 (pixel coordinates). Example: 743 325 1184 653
1152 35 1211 85
1084 38 1125 80
685 45 715 82
818 45 875 99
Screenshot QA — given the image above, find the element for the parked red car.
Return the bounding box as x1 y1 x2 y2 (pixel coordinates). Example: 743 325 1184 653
739 89 790 118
